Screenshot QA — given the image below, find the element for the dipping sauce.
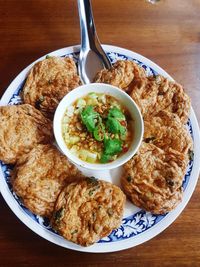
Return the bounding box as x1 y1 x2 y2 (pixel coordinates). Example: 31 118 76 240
62 92 134 163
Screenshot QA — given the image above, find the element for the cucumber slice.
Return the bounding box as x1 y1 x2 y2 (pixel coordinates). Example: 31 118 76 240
69 136 80 144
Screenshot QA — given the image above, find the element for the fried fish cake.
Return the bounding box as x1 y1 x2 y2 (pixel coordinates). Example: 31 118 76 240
94 60 145 91
129 75 191 124
144 111 193 157
51 177 125 246
12 144 81 218
0 104 53 164
22 56 81 118
129 76 157 116
121 142 188 214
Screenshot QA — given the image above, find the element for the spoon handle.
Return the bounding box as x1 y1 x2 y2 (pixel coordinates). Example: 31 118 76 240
77 0 112 69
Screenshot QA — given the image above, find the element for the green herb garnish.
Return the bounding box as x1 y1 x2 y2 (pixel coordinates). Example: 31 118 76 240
106 107 127 136
104 138 122 155
100 138 123 163
54 207 64 223
188 149 194 161
106 117 120 134
108 107 125 120
81 106 100 132
86 176 99 186
100 153 112 163
89 190 94 196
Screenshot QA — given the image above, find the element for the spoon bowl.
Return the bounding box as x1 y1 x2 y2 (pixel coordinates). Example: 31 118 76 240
77 0 112 84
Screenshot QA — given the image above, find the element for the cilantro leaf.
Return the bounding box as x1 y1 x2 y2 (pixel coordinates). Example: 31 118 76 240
104 138 122 155
100 154 111 163
106 107 127 135
108 107 125 121
80 106 100 132
119 123 127 136
106 117 120 133
100 138 122 163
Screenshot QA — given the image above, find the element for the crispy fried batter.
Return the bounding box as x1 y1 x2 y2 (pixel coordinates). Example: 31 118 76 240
144 111 193 157
121 142 188 214
94 60 145 91
11 144 81 218
0 104 53 164
51 177 125 246
94 60 190 123
129 75 191 124
22 56 81 118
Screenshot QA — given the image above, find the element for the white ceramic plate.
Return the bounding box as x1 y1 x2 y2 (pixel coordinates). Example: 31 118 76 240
0 45 200 253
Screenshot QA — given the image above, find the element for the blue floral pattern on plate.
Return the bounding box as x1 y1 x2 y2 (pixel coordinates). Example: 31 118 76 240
1 51 193 243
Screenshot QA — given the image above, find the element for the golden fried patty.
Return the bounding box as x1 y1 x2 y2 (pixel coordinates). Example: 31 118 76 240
94 60 190 124
121 142 188 214
22 56 81 118
94 60 145 91
129 75 191 124
51 177 126 246
12 144 81 218
0 104 53 164
144 111 193 156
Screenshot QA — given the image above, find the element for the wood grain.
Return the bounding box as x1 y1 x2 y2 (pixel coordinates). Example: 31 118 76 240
0 0 200 266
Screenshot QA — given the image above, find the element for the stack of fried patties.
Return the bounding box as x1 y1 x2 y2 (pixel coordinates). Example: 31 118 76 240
0 56 126 246
95 60 193 214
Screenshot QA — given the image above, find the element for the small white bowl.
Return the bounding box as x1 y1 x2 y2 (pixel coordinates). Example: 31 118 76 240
53 83 144 170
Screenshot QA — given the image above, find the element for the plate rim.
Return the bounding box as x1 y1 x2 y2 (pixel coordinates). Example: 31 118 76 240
0 44 200 253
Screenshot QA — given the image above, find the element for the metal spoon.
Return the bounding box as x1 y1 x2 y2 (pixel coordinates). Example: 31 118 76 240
77 0 112 84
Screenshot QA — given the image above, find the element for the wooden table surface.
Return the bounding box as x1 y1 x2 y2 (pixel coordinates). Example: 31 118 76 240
0 0 200 266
